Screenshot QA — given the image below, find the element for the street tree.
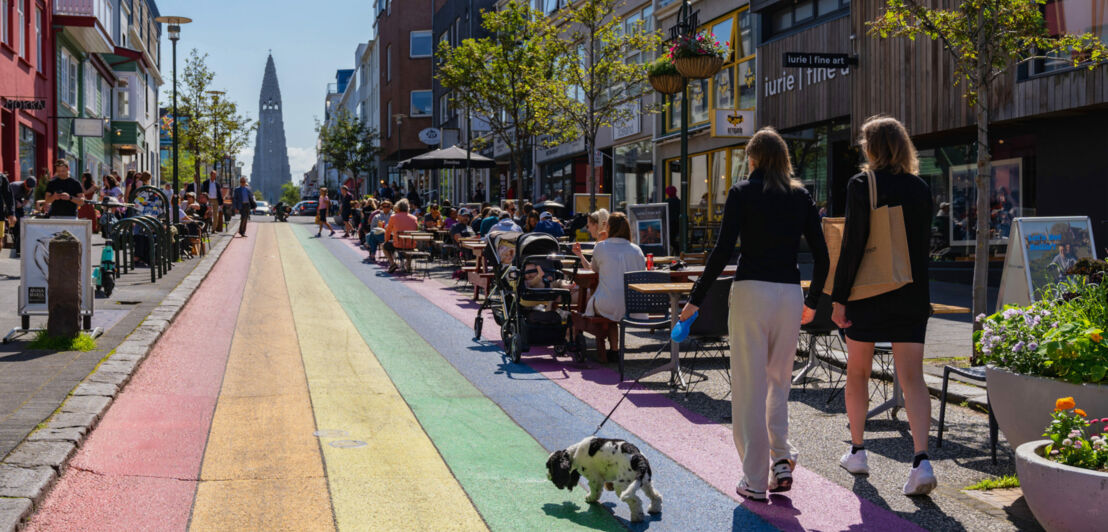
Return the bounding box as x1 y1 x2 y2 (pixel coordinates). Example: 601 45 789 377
208 93 255 190
437 0 561 202
316 111 381 196
870 0 1107 347
279 182 301 206
533 0 662 211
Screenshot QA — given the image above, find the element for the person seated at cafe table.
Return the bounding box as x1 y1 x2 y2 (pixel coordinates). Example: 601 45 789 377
582 213 644 351
479 207 502 236
451 208 475 244
442 207 457 230
534 211 565 238
383 199 420 273
487 211 521 237
571 208 610 270
365 200 393 259
523 211 539 232
423 203 443 229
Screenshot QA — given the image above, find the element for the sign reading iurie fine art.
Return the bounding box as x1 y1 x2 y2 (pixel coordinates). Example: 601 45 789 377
997 217 1097 308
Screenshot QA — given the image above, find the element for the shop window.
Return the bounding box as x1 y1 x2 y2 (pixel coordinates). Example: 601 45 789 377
1028 0 1108 76
19 124 36 179
763 0 850 41
613 140 654 208
949 158 1023 246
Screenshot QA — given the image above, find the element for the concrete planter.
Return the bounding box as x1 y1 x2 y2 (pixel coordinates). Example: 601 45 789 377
986 367 1108 448
1015 440 1108 532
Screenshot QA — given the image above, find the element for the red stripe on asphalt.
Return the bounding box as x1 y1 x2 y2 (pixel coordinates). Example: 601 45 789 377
26 227 259 531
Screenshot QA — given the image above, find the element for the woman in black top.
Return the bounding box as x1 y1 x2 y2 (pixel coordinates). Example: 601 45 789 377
831 116 937 496
680 128 830 501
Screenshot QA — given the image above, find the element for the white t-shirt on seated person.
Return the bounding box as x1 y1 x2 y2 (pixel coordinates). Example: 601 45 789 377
585 237 646 322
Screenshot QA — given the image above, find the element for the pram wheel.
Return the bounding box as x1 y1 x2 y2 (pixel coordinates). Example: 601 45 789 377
510 334 524 364
572 333 587 364
473 316 483 339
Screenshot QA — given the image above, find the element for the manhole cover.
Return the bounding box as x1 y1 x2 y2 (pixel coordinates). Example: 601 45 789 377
313 429 349 438
329 440 367 449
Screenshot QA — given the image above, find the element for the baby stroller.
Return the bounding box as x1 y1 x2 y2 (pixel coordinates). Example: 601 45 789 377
474 230 579 363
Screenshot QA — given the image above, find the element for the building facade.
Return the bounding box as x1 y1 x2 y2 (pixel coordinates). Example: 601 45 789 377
251 54 293 203
375 0 433 186
1 0 55 184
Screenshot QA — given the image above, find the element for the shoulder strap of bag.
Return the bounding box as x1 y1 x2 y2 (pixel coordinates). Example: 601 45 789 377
865 170 878 211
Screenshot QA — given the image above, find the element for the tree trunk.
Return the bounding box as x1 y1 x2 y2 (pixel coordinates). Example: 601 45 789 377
970 89 992 363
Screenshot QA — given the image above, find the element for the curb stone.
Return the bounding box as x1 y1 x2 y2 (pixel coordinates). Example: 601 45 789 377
0 233 234 528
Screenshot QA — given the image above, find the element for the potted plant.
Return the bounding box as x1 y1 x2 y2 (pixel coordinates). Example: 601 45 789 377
1015 398 1108 532
977 267 1108 447
648 56 683 95
669 30 727 79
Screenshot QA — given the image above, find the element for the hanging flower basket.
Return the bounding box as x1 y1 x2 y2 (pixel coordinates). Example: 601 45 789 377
674 55 725 79
649 73 684 95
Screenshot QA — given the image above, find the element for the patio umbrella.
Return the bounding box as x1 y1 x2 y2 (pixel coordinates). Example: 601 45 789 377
532 200 564 211
396 145 497 170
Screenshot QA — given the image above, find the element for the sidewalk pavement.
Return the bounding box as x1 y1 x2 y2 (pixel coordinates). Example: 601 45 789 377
0 229 233 460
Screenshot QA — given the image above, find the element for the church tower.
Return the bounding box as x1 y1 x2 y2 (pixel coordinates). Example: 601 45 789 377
251 54 292 202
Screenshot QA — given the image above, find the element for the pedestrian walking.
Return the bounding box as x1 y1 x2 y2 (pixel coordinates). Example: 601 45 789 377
341 186 354 237
830 116 935 496
679 127 830 501
316 187 335 237
231 177 256 237
8 177 35 255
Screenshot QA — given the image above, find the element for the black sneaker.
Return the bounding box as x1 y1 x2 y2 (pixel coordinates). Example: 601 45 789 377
769 459 794 493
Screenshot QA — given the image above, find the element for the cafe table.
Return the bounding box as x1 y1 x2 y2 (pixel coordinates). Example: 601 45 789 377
627 282 696 389
568 265 736 314
798 280 972 419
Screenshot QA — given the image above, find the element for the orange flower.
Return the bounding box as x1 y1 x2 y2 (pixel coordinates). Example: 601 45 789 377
1056 397 1077 411
1075 408 1088 417
1092 332 1103 343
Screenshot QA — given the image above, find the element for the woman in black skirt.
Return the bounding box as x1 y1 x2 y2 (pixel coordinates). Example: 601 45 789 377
831 116 936 496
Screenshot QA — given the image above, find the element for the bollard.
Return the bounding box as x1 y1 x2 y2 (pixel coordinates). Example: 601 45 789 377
47 231 82 338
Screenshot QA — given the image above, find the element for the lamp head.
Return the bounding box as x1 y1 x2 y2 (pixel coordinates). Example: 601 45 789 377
155 16 192 42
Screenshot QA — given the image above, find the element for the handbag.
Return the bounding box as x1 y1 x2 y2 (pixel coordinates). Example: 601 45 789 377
823 170 913 301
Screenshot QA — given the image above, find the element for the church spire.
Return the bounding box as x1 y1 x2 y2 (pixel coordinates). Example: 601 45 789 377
251 54 292 202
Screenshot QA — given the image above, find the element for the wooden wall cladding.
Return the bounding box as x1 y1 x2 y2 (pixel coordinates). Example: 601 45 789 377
758 16 853 132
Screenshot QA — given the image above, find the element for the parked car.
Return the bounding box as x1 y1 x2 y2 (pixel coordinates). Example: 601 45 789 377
292 200 318 216
253 200 271 216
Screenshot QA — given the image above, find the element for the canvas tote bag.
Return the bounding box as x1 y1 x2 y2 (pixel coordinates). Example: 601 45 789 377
822 171 913 300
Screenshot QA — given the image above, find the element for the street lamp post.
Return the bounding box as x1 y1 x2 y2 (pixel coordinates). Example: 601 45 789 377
393 113 406 187
155 16 192 225
667 2 700 254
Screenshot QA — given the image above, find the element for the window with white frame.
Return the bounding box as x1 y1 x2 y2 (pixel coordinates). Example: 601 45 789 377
59 49 79 109
17 0 25 57
410 30 432 57
439 92 451 125
100 78 110 118
116 89 130 118
86 63 98 114
35 7 42 72
1 0 8 46
120 4 130 48
411 90 432 117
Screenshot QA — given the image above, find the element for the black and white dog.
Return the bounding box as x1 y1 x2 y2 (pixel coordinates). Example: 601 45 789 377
546 436 662 522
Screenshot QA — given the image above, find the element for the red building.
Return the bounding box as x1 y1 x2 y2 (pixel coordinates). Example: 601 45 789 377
1 0 54 182
375 0 433 185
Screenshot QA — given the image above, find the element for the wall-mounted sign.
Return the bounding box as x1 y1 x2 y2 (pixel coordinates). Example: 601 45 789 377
710 109 755 138
783 52 856 69
2 98 47 110
613 100 641 140
493 135 510 158
536 136 585 164
72 118 105 137
418 127 441 145
764 66 851 98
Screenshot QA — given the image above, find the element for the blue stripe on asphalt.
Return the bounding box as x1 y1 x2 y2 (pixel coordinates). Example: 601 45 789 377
300 226 775 532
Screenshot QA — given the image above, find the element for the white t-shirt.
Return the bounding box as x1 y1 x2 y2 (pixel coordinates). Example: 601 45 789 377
585 237 646 321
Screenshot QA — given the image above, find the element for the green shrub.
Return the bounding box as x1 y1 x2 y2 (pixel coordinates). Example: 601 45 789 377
647 56 679 77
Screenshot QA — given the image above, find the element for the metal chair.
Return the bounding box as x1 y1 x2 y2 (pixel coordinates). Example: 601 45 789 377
683 277 731 397
938 365 998 464
618 270 672 380
794 293 846 392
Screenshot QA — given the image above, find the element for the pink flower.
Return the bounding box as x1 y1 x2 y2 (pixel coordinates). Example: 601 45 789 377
1101 418 1108 424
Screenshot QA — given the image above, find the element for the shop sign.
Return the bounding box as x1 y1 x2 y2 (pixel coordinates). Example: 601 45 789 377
613 101 641 140
418 127 441 145
72 118 105 138
536 136 585 164
764 65 851 98
2 98 47 110
783 52 855 69
710 109 755 138
493 135 510 158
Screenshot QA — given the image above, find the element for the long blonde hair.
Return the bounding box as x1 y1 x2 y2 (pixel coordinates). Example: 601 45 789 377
859 115 920 175
746 127 803 193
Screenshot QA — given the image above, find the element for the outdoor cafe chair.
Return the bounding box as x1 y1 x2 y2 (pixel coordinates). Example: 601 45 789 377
682 276 732 398
618 270 672 381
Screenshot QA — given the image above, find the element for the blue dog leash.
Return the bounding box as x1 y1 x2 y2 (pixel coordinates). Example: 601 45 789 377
591 312 699 435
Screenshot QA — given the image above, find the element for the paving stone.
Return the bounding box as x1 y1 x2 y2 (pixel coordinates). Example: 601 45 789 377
0 465 55 499
59 396 111 418
0 497 32 532
127 327 162 346
44 413 96 430
72 381 119 397
141 319 170 332
97 359 139 374
4 441 76 472
25 427 86 444
110 351 144 362
87 370 130 387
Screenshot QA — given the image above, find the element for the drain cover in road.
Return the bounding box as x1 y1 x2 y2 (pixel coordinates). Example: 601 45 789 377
329 440 367 448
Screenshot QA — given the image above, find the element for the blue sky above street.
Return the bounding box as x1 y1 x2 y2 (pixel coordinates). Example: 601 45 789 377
156 0 375 183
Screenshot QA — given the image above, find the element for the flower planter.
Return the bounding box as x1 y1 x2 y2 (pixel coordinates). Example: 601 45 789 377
649 73 684 95
673 55 724 79
1015 440 1108 532
987 366 1108 448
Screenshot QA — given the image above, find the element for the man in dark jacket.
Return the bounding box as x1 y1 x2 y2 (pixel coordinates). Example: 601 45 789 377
666 185 682 253
231 177 256 237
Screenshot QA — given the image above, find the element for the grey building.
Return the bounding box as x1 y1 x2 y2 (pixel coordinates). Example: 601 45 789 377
251 54 292 202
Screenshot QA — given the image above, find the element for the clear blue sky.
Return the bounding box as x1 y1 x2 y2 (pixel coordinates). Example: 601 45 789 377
156 0 375 183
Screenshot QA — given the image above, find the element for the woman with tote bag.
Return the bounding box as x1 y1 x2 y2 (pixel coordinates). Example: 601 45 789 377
679 128 830 501
829 116 936 496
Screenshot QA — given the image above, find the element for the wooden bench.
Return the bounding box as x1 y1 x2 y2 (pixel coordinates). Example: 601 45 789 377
571 312 618 363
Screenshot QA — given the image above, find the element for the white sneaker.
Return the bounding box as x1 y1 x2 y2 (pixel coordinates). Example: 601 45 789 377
903 459 937 496
839 449 870 475
735 478 767 501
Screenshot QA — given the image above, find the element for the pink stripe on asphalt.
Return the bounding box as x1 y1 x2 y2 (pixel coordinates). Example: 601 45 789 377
389 266 922 532
26 228 258 531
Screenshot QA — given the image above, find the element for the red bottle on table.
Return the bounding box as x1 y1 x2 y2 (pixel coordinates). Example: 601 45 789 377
646 253 654 270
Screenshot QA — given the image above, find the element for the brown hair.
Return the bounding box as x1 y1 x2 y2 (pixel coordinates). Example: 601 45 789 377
606 212 632 240
55 159 69 169
395 198 410 212
746 127 802 193
381 200 392 209
859 115 920 175
365 198 378 210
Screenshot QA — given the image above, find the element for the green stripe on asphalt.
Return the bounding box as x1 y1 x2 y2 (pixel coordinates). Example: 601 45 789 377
290 226 624 532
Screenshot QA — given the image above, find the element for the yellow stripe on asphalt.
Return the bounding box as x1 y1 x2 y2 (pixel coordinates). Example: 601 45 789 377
276 225 487 531
190 224 335 531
